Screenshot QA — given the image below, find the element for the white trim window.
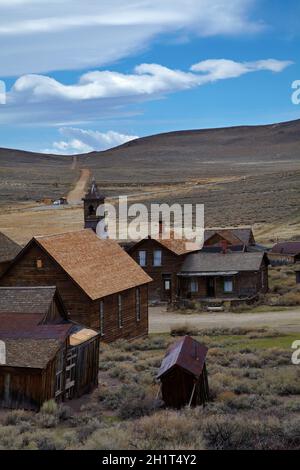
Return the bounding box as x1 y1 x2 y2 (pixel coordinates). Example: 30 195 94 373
153 249 162 266
224 277 233 293
138 250 147 267
100 300 104 336
136 288 141 322
118 294 123 328
190 278 198 293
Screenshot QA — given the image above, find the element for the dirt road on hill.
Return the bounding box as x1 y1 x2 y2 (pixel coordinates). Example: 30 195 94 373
149 306 300 334
67 168 90 204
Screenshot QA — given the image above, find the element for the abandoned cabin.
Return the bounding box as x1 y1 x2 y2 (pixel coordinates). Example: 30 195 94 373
0 232 21 276
157 335 209 409
178 251 269 301
0 287 100 410
128 224 267 302
0 229 152 343
268 241 300 265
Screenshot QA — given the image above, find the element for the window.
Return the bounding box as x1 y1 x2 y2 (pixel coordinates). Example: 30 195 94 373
224 277 233 293
138 250 147 267
153 250 162 266
118 294 123 328
65 348 77 398
164 279 171 291
36 258 43 269
190 278 198 293
55 350 64 397
136 288 141 321
99 301 104 336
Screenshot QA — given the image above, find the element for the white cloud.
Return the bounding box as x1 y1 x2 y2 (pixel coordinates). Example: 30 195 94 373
2 58 292 126
0 1 263 76
43 128 139 154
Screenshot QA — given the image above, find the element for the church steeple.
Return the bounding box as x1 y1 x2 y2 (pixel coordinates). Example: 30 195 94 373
82 177 105 232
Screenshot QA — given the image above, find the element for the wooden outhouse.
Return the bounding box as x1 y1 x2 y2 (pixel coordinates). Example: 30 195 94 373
157 336 209 409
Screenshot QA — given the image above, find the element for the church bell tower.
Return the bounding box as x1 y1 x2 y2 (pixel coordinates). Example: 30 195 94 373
83 178 105 233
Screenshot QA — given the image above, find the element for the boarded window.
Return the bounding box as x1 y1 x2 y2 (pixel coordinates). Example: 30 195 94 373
153 250 162 266
138 250 147 267
224 277 233 293
190 278 198 293
118 294 123 328
136 288 141 321
100 301 104 336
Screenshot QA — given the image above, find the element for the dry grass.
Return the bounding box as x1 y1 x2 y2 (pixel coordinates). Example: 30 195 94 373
0 329 300 450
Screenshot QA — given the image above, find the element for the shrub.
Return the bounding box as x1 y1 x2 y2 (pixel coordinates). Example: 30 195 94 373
118 397 162 420
170 324 199 336
3 410 31 426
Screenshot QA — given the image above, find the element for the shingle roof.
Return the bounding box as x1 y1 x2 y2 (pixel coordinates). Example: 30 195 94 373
270 242 300 255
204 227 254 246
153 235 201 256
0 314 98 368
180 251 265 273
157 336 208 379
0 232 21 264
35 230 152 300
0 287 57 314
3 338 62 368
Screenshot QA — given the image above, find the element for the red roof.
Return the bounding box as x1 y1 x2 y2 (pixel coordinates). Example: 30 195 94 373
157 336 208 379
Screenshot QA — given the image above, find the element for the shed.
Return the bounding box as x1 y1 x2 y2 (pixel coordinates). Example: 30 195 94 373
157 336 209 409
0 287 100 410
268 242 300 265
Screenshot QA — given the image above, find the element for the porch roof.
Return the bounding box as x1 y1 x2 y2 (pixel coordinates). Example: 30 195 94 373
178 271 238 277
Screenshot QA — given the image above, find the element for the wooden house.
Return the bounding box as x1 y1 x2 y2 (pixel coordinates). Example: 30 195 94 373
0 232 21 276
177 251 269 300
268 242 300 265
202 227 264 253
157 336 209 409
0 229 152 343
127 228 200 302
0 287 100 410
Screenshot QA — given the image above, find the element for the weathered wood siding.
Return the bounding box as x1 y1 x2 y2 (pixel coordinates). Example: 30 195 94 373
129 239 184 302
179 260 268 299
90 285 148 343
0 241 149 342
0 366 44 410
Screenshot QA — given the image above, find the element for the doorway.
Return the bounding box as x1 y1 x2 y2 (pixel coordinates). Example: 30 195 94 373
206 277 215 297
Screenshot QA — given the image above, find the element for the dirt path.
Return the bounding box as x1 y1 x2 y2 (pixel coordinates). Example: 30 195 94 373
149 306 300 334
67 168 90 205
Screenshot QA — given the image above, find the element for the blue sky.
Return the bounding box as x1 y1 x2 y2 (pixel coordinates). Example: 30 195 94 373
0 0 299 154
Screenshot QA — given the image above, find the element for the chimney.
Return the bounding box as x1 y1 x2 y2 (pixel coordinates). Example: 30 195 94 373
158 216 163 236
221 239 228 254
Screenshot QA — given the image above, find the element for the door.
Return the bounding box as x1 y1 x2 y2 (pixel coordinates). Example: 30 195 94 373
162 274 172 301
206 277 215 297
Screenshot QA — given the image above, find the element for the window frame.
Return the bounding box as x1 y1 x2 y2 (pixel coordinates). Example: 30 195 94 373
135 288 141 322
99 300 104 336
118 294 123 328
153 249 162 267
223 277 234 293
190 278 198 293
138 250 147 267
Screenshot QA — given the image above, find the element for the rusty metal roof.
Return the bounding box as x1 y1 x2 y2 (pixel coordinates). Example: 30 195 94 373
33 230 152 300
204 227 254 246
270 241 300 255
0 232 21 264
157 336 208 379
180 251 266 274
